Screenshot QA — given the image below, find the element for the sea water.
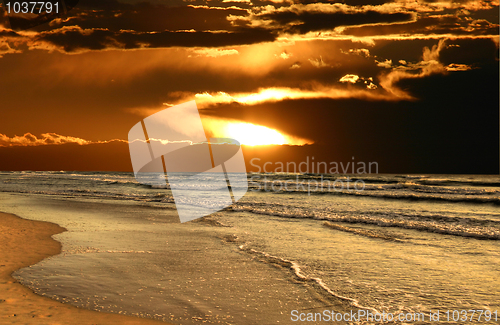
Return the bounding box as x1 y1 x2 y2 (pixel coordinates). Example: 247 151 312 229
0 171 499 324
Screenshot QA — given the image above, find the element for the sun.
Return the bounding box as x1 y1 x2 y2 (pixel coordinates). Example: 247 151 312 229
224 122 287 146
204 118 312 146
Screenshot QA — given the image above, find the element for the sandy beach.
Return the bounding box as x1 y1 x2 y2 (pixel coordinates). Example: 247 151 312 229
0 212 170 325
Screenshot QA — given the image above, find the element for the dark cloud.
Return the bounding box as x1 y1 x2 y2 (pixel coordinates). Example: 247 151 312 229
342 15 499 37
439 38 499 66
258 10 414 34
50 4 248 32
76 0 134 11
295 0 390 5
33 27 276 52
4 0 495 48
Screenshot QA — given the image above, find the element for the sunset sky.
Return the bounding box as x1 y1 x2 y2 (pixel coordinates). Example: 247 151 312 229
0 0 498 173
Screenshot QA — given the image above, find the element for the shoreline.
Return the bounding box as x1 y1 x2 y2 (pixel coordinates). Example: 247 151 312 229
0 212 171 325
1 193 355 324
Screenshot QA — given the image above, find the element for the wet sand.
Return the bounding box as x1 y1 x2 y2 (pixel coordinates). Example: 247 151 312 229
0 212 170 325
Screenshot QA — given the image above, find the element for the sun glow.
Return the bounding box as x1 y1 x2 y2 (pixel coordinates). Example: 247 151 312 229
225 122 287 146
203 118 312 146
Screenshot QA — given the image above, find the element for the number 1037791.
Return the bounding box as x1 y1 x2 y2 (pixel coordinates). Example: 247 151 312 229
5 2 59 14
443 310 498 322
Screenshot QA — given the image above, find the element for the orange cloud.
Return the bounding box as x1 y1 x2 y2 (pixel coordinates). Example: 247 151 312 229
445 63 473 71
339 74 360 83
170 85 392 108
0 133 126 147
190 48 239 57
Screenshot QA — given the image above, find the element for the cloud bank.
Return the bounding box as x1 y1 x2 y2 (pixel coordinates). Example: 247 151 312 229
0 133 126 147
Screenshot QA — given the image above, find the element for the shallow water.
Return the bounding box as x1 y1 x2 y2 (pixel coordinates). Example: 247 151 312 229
1 194 351 324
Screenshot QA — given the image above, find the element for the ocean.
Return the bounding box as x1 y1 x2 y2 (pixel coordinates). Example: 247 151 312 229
0 171 499 324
